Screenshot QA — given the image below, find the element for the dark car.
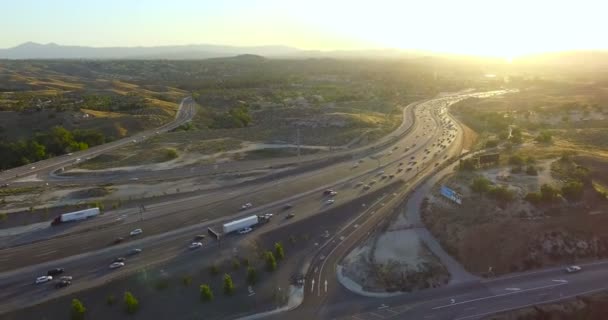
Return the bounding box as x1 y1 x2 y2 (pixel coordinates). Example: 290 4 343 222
113 237 125 245
323 189 334 195
283 204 293 210
194 234 206 241
47 268 65 276
286 213 295 219
113 257 126 263
55 280 71 288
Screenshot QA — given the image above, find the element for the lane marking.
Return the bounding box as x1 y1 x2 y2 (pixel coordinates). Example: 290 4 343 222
454 286 608 320
369 312 384 318
433 282 568 310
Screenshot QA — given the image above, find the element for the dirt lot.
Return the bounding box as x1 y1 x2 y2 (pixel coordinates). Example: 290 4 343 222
422 157 608 276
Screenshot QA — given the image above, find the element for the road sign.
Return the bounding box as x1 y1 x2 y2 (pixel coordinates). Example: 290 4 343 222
440 185 462 205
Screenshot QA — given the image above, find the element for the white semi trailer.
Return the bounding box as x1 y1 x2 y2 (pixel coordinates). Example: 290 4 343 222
222 215 258 234
51 207 100 225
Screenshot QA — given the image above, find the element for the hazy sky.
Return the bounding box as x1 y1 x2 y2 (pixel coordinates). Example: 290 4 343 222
2 0 606 57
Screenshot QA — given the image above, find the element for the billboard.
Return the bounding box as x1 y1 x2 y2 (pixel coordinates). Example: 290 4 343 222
440 185 462 205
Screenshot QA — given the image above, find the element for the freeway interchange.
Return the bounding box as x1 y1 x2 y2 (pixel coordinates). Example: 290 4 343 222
1 90 601 320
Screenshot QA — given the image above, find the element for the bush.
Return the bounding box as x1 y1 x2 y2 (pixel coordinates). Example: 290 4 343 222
123 291 139 314
535 131 552 143
232 259 241 270
182 275 192 286
488 186 515 203
242 257 250 267
525 192 542 204
209 264 220 275
540 184 560 202
247 266 257 285
265 251 277 271
525 165 538 176
200 284 214 302
164 148 178 159
274 242 285 260
71 299 86 320
562 181 584 201
509 155 525 167
470 176 491 194
106 295 116 306
223 274 235 295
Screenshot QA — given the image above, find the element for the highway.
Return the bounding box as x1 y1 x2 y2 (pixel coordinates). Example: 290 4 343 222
0 90 514 317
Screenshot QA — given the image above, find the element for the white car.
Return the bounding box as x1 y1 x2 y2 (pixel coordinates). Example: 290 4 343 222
565 265 582 273
109 262 125 269
130 228 143 236
329 191 338 196
325 199 335 205
238 227 253 235
241 203 253 210
189 242 203 249
35 276 53 284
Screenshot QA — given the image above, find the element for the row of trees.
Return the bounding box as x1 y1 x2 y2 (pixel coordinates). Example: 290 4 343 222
0 126 105 170
71 292 138 319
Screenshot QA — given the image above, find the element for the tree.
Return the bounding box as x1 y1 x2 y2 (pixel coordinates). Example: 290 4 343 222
274 242 285 260
247 266 257 285
470 176 491 195
265 251 277 271
200 284 214 302
223 274 235 295
71 299 86 320
123 291 139 314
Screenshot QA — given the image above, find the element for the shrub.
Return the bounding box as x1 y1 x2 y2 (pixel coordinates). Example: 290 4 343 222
274 242 285 260
535 131 552 143
540 184 560 202
561 181 584 201
123 291 139 314
265 251 277 271
223 274 235 295
200 284 214 302
106 295 116 306
470 176 491 194
232 259 241 270
525 165 538 176
488 186 515 203
71 299 86 320
182 275 192 286
242 257 250 267
509 155 525 167
247 266 257 285
209 264 220 275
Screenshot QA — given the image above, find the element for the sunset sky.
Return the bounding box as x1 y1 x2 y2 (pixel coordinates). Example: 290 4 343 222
2 0 606 57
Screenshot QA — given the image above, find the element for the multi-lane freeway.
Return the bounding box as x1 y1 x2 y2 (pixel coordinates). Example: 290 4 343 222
3 89 594 320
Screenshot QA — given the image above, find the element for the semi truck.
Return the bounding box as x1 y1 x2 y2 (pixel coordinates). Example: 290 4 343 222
51 207 100 226
222 215 258 234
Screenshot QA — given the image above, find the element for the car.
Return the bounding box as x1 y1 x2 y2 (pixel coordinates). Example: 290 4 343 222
397 168 403 173
406 167 413 172
389 174 395 178
59 276 73 281
410 156 415 159
325 199 335 205
393 146 398 150
369 180 377 185
283 204 293 210
128 177 139 181
435 162 440 166
0 183 9 188
47 268 64 276
286 213 296 219
565 265 582 273
352 164 359 168
376 170 384 176
329 191 338 196
109 262 125 269
194 235 206 240
238 227 253 235
130 228 143 236
113 257 126 263
30 166 36 170
355 181 364 187
363 185 371 190
35 276 53 284
128 248 142 255
188 242 203 249
240 202 253 210
323 189 334 195
113 237 125 245
398 162 403 166
55 280 71 288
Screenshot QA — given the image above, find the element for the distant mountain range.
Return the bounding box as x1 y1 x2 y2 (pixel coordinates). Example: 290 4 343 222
1 42 607 70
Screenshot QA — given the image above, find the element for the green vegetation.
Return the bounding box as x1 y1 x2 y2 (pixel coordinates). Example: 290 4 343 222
223 274 235 295
182 275 192 286
0 126 105 170
106 295 116 306
470 176 491 195
561 181 584 201
123 291 139 314
199 284 214 302
509 155 525 167
535 130 553 143
209 264 220 275
525 165 538 175
71 299 86 320
274 242 285 260
246 266 257 285
232 259 241 270
265 251 277 271
459 158 477 171
487 185 515 203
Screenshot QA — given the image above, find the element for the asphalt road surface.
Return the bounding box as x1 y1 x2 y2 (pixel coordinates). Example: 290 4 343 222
0 90 518 317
